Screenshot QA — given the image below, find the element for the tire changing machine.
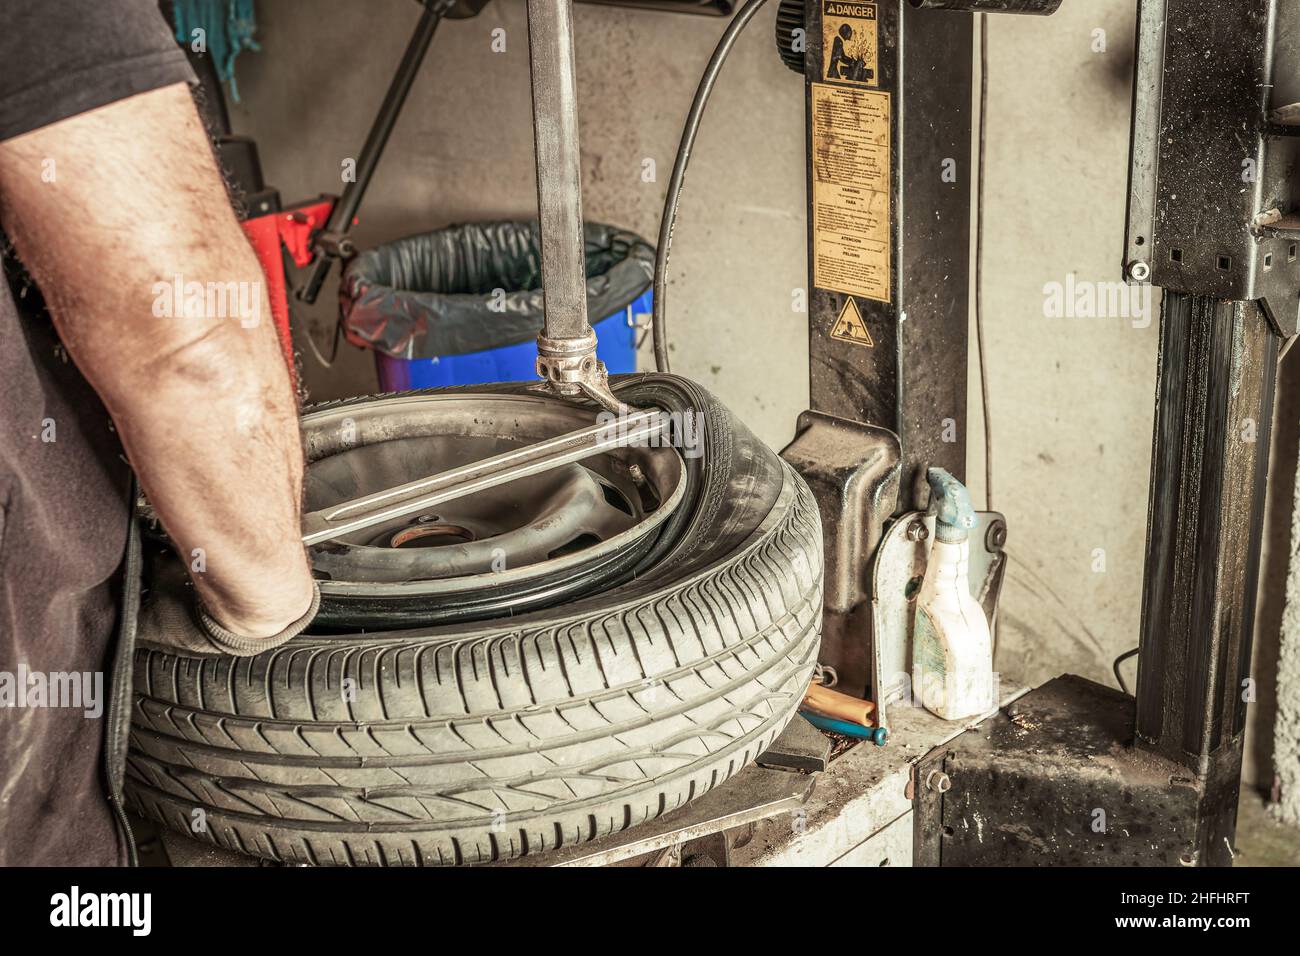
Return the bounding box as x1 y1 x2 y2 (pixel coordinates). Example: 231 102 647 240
504 0 1297 867
154 0 1295 868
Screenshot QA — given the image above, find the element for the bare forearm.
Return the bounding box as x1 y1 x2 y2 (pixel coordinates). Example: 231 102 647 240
105 300 311 634
0 84 313 635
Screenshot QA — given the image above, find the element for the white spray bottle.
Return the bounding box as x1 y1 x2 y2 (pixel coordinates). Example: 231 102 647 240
912 468 994 721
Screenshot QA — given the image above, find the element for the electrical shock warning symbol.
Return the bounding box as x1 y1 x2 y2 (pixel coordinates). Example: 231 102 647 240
830 298 874 347
823 1 879 88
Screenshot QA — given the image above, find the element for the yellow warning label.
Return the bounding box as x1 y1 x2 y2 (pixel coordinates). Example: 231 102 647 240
830 298 874 347
822 1 878 88
811 83 891 303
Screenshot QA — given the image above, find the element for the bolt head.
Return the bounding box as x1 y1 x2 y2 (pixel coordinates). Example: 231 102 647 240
926 770 952 793
907 520 929 542
985 521 1008 551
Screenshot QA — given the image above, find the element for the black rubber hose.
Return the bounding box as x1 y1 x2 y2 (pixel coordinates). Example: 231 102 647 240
1113 646 1139 696
652 0 773 373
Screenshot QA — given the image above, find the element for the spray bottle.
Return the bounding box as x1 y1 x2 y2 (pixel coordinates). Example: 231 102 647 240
912 468 993 721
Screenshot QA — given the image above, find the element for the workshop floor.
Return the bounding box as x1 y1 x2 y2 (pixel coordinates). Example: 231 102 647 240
1234 789 1300 866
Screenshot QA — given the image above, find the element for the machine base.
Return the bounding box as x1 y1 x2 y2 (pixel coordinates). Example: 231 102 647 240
915 675 1243 867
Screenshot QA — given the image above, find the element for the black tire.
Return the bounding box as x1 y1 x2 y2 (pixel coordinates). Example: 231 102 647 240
125 375 823 866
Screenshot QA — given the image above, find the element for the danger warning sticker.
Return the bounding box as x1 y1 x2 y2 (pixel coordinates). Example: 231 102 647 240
811 83 891 303
830 297 874 347
822 1 878 88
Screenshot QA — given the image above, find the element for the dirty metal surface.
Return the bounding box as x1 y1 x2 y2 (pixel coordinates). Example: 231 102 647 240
1136 295 1277 781
1125 0 1300 333
928 675 1218 866
782 410 901 696
735 686 1024 866
756 712 835 773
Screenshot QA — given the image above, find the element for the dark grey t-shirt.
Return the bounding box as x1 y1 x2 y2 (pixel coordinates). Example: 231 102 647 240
0 0 194 866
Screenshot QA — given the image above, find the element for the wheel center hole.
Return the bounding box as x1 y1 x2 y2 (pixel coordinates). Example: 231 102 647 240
388 523 476 549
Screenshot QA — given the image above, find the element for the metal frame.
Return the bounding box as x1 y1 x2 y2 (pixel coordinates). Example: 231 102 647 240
786 0 1291 865
1125 0 1294 854
903 0 1295 866
781 0 975 698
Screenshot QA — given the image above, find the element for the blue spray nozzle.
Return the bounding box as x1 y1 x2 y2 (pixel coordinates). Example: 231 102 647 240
926 468 976 542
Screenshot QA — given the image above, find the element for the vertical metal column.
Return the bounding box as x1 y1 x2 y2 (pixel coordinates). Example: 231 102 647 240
783 0 974 695
1127 0 1295 745
1124 0 1300 859
801 1 974 512
1133 295 1279 862
525 0 623 410
1135 296 1278 817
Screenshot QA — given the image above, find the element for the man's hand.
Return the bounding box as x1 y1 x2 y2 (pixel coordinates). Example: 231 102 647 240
0 83 315 641
136 546 320 658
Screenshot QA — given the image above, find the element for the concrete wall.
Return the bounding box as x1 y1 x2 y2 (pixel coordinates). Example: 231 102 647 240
229 0 1289 787
230 0 809 443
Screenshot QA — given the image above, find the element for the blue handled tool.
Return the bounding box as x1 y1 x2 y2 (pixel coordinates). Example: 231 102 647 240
800 711 889 746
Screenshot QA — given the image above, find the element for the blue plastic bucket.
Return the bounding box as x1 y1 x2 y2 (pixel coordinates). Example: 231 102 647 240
374 288 650 391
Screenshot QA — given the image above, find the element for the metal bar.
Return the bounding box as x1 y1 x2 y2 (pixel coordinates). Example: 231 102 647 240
301 410 666 544
1135 295 1278 782
524 0 627 412
526 0 590 343
577 0 733 15
908 0 1062 13
297 0 448 303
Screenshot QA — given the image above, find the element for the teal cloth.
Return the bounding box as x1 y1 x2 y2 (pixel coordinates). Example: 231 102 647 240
172 0 259 101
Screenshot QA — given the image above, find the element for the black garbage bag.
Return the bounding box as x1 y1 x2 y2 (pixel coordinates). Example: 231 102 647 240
340 220 655 360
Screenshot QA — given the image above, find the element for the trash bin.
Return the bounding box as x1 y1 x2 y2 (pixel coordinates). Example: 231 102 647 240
340 220 654 390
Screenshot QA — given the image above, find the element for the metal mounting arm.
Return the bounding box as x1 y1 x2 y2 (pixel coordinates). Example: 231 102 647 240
525 0 627 413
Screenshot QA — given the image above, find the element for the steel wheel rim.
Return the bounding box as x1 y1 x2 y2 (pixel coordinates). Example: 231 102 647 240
302 392 687 603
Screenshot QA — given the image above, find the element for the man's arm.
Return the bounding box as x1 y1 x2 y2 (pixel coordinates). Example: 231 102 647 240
0 82 314 639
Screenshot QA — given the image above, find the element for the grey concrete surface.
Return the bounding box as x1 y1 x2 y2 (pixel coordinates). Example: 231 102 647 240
1274 397 1300 826
229 0 1293 798
1237 787 1300 865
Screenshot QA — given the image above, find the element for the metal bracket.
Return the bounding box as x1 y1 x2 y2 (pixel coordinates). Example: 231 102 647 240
870 510 1008 729
780 410 902 696
1124 0 1300 336
533 329 628 413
